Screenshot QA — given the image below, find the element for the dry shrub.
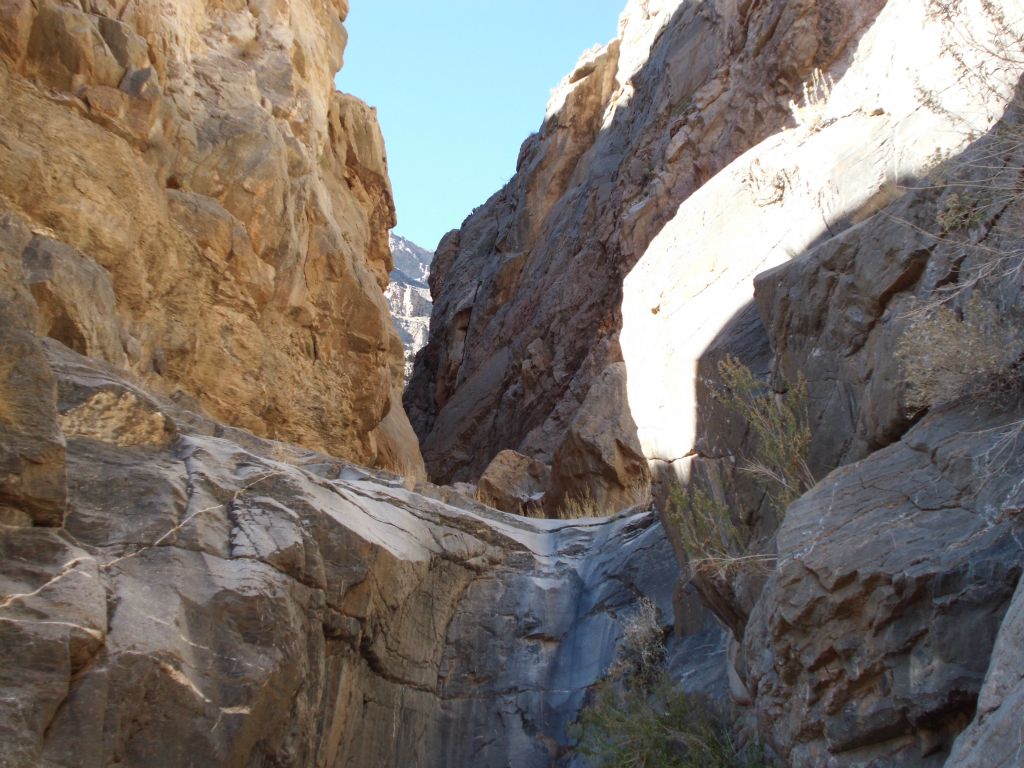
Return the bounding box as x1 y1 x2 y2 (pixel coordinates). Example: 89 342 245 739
897 295 1024 409
715 357 813 511
788 68 834 132
571 597 776 768
666 358 812 577
609 596 665 683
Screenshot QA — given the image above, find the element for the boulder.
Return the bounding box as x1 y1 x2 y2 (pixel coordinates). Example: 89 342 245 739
477 449 549 516
544 363 650 517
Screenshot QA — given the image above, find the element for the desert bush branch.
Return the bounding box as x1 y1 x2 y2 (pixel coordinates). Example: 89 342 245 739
571 596 775 767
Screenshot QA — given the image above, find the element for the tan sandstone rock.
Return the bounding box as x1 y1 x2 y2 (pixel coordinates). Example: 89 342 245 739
477 449 549 516
0 0 423 474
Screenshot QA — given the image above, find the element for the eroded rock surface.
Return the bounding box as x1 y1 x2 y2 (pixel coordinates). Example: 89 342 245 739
0 343 716 768
0 0 421 472
743 406 1024 767
407 0 887 494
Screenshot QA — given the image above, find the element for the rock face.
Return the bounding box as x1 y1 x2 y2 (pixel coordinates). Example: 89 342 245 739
946 573 1024 767
390 232 432 286
476 449 549 515
619 0 1021 475
385 233 433 381
406 0 888 494
614 2 1024 765
0 340 717 768
743 405 1024 767
0 0 422 473
409 0 1024 764
732 110 1024 764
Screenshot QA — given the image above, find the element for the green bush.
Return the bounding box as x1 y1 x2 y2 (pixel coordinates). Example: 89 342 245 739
572 674 774 768
714 357 813 511
571 597 775 768
667 482 747 576
665 357 812 576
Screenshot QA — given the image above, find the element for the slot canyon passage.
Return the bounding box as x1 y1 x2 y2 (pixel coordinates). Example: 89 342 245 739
2 0 1024 766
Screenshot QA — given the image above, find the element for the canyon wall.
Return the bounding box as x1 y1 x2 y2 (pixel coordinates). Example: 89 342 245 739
621 2 1024 766
410 0 1024 765
0 339 711 767
3 0 1024 766
0 0 422 475
406 0 887 505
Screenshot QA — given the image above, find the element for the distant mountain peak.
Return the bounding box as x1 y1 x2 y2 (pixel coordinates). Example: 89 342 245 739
385 233 434 381
389 233 433 287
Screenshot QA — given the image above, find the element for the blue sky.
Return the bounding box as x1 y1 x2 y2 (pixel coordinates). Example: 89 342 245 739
336 1 626 251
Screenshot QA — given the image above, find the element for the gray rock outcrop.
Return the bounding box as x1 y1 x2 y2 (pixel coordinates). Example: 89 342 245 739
743 405 1024 766
946 572 1024 767
0 339 716 768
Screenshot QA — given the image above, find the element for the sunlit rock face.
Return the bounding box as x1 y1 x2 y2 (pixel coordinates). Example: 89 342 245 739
406 0 887 503
0 0 423 475
733 113 1024 766
407 0 1024 764
619 0 1021 475
385 234 433 382
0 338 720 768
616 2 1024 765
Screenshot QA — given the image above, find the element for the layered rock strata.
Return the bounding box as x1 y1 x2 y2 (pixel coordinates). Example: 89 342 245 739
406 0 888 500
0 0 422 474
0 338 718 768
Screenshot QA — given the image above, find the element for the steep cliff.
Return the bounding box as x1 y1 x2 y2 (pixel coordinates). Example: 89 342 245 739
0 0 422 475
406 0 887 501
617 2 1024 765
410 0 1024 765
